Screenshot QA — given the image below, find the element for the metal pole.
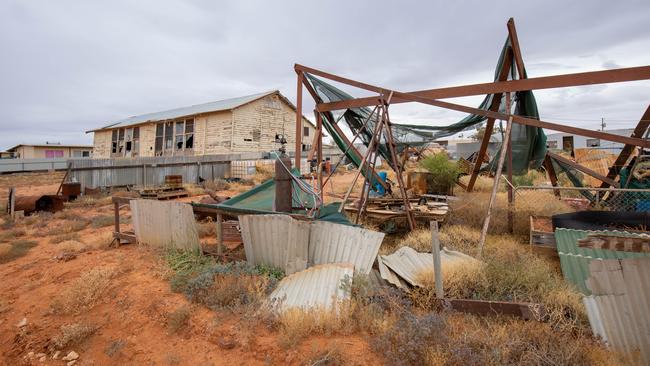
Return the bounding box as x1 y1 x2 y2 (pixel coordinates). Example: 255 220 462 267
431 220 443 299
295 72 304 171
506 92 514 234
478 116 514 257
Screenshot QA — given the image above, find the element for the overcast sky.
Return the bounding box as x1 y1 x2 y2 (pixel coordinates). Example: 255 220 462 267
1 0 649 150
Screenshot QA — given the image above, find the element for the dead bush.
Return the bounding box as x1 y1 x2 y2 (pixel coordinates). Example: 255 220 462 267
166 306 191 334
104 339 127 357
0 239 38 263
0 228 26 242
50 232 81 244
254 163 274 183
305 342 344 366
197 220 216 238
66 195 112 208
50 323 97 350
183 184 205 196
52 267 115 314
204 178 230 191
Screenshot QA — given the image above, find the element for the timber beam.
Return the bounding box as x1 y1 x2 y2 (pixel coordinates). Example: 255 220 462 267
303 64 650 112
546 152 619 187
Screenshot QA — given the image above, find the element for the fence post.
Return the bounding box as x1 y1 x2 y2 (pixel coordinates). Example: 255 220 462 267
216 213 223 257
431 220 443 299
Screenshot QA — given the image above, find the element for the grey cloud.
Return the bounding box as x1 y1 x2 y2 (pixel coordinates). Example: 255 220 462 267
1 0 649 149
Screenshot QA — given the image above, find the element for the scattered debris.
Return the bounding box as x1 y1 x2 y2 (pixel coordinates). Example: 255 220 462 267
52 350 61 359
55 252 77 262
216 337 237 350
62 350 79 361
16 317 27 328
268 263 353 312
343 196 448 227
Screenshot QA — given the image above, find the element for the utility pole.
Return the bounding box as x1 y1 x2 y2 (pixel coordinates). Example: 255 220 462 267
601 117 606 131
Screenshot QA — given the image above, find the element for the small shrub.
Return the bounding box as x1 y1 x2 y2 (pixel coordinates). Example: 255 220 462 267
204 179 230 191
50 323 97 350
371 312 448 366
167 306 191 334
104 339 127 357
0 239 38 263
52 267 114 314
420 154 460 194
50 232 81 244
197 221 216 238
0 228 26 242
254 163 274 183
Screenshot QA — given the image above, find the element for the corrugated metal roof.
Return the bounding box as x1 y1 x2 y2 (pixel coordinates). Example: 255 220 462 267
95 90 276 130
378 246 478 287
130 199 199 250
309 221 384 274
583 258 650 364
240 215 310 275
555 228 650 294
268 263 354 312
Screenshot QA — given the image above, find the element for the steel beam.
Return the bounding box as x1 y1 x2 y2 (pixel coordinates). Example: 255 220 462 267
295 71 304 170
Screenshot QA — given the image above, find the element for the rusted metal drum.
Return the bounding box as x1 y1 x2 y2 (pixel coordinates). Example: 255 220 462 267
165 175 183 189
14 195 64 215
61 182 81 201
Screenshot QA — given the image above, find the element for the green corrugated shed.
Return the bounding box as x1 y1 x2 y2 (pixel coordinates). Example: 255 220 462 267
554 228 650 294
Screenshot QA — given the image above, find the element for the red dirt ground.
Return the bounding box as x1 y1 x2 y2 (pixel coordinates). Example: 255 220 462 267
0 174 380 365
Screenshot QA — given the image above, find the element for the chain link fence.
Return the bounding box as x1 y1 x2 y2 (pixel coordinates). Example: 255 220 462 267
513 186 650 216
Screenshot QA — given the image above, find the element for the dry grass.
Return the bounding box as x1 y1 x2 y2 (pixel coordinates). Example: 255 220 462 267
91 215 114 228
0 239 38 263
305 342 344 366
182 184 205 196
50 232 81 244
197 220 216 238
277 306 356 349
66 195 113 208
203 178 230 191
55 233 113 253
166 306 191 334
50 323 97 350
253 162 274 183
0 228 26 242
51 267 115 314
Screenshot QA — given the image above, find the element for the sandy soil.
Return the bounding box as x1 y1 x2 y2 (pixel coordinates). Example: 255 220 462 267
0 172 380 365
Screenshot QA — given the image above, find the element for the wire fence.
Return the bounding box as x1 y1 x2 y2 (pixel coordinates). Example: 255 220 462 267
513 186 650 216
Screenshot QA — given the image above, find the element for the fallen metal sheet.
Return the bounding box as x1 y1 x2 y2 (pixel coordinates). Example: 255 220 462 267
377 255 409 290
555 228 650 294
308 221 384 274
130 199 199 251
239 215 310 275
379 246 478 287
584 258 650 364
268 263 354 312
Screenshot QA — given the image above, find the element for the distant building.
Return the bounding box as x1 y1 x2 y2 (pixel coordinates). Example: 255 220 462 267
545 128 636 155
88 90 316 159
435 138 476 159
4 143 93 159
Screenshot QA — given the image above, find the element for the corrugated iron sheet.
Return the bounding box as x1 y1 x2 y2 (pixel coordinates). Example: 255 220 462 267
130 199 199 251
377 255 409 289
268 263 354 311
309 221 384 274
554 228 650 294
378 246 478 287
239 215 310 275
239 215 384 275
583 258 650 364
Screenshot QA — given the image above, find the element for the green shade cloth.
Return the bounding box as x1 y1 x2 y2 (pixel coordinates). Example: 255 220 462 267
305 38 547 175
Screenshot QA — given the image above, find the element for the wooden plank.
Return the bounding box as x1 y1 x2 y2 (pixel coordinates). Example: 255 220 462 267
303 63 650 112
478 117 513 257
600 105 650 188
578 234 650 253
546 151 619 187
431 221 443 299
446 298 545 321
543 154 561 198
507 18 527 79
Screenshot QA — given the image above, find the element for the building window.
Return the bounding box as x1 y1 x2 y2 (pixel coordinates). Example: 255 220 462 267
111 126 139 157
303 126 310 137
46 150 64 158
586 138 600 147
155 119 194 156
